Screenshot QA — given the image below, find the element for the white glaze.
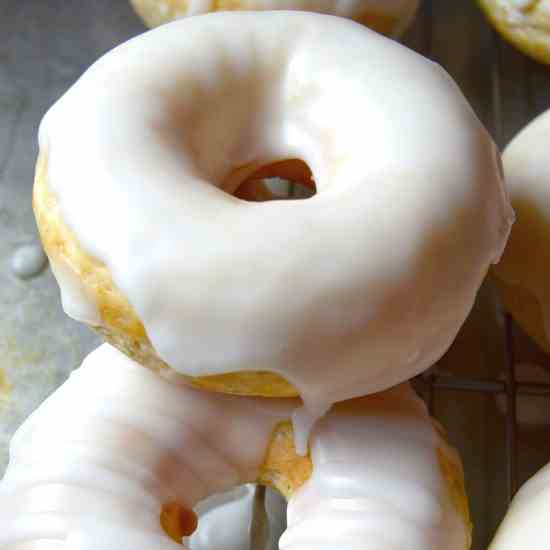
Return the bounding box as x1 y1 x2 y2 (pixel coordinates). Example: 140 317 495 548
48 257 101 326
39 11 513 446
0 345 291 548
282 384 468 550
10 243 48 280
490 461 550 550
0 345 467 549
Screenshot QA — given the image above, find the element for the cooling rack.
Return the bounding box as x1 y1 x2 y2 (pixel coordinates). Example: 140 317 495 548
2 2 550 550
254 3 550 550
408 5 550 549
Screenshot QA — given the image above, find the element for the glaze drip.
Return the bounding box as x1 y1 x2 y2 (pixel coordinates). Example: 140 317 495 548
39 13 512 436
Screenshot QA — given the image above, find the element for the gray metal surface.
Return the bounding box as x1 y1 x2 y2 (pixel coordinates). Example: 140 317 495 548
2 2 550 550
0 0 147 472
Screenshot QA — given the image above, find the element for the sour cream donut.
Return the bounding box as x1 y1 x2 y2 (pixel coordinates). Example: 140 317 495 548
493 109 550 353
0 344 471 550
129 0 419 37
34 12 513 438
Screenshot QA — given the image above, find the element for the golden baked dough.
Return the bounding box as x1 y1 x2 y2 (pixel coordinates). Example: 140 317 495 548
478 0 550 65
130 0 401 35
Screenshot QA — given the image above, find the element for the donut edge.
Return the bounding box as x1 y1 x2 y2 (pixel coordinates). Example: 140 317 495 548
478 0 550 66
33 152 299 397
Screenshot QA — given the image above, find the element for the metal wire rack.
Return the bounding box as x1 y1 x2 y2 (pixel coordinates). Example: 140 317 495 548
2 2 550 550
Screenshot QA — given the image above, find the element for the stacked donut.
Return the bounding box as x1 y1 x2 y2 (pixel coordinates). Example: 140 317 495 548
1 5 514 550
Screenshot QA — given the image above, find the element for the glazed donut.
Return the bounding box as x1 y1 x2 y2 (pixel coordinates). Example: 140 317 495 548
0 344 472 549
489 461 550 550
129 0 420 37
492 109 550 353
34 12 513 446
478 0 550 66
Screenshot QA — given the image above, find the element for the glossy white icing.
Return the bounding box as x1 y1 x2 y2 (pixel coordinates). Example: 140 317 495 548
0 345 291 548
48 257 101 326
39 11 512 451
490 461 550 550
282 384 468 550
0 345 467 549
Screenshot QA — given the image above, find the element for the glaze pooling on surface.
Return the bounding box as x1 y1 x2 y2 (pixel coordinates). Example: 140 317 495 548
0 345 469 549
48 257 101 326
38 12 512 443
10 243 48 280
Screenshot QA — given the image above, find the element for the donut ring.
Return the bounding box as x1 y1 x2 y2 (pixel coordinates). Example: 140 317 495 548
492 109 550 353
478 0 550 66
129 0 420 37
0 345 471 549
35 13 513 419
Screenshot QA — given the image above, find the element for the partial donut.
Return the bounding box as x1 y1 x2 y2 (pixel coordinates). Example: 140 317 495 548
489 461 550 550
130 0 420 37
34 12 513 423
492 109 550 353
478 0 550 66
0 344 471 549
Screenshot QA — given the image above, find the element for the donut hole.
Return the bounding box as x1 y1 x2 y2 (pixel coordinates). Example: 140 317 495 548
234 159 316 202
161 502 198 542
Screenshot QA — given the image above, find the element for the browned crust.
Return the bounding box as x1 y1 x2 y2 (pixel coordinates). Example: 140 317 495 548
258 421 313 499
